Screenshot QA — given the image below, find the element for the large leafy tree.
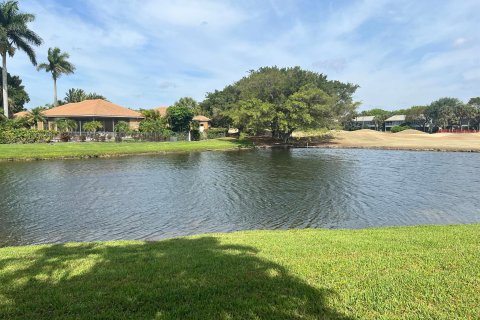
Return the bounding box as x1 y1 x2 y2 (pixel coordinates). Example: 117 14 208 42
200 85 240 127
37 47 75 107
166 104 194 132
426 97 463 129
201 66 359 140
0 66 29 113
0 0 42 118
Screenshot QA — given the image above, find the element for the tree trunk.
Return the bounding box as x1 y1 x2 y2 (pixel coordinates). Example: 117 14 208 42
2 53 8 118
53 77 58 107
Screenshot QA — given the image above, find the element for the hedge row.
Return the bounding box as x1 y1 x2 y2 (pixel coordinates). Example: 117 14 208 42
0 129 58 144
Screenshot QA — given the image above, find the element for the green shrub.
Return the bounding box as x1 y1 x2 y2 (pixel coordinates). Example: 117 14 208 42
207 127 227 134
206 127 227 139
391 125 411 133
0 129 58 144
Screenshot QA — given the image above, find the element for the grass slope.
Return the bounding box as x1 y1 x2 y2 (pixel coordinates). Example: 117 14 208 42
0 224 479 319
0 138 250 160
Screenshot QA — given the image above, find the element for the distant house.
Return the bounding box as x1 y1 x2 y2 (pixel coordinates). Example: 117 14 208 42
15 99 144 132
385 115 406 131
352 116 376 130
192 115 211 132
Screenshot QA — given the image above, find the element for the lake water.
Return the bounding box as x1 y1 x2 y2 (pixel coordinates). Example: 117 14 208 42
1 148 479 247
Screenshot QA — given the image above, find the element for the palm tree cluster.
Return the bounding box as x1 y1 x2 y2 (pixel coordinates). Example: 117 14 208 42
0 0 76 118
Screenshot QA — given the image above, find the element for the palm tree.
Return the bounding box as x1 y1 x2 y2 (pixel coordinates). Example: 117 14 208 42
37 47 75 107
0 1 42 118
28 106 46 129
55 118 76 132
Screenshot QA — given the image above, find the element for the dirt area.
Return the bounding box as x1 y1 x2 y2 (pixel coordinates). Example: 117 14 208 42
324 129 480 152
250 129 480 152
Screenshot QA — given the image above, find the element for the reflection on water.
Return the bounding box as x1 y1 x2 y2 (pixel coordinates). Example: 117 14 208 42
0 149 479 247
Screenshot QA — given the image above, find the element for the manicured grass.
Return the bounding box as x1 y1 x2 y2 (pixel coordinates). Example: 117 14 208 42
0 224 478 319
0 138 251 160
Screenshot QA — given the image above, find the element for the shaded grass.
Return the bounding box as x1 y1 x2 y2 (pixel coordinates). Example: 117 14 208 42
0 224 479 319
0 138 253 161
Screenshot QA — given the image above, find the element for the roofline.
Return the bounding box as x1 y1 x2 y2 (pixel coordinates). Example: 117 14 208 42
44 115 144 119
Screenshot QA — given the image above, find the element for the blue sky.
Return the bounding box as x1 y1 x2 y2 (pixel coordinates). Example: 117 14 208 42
9 0 480 110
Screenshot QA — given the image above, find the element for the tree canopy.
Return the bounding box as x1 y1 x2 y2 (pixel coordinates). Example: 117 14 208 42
201 66 359 141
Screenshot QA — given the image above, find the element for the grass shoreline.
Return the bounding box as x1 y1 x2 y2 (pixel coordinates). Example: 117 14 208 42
1 224 479 319
0 138 252 161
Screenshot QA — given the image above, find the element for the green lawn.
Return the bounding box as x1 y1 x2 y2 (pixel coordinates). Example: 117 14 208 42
0 138 251 160
0 224 478 319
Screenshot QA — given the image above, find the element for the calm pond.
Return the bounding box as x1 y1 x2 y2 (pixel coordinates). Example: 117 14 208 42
1 149 479 247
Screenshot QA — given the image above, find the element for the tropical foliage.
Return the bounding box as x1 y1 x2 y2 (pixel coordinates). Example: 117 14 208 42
55 118 76 132
63 88 107 104
37 47 75 106
27 106 46 129
0 0 42 118
82 121 103 134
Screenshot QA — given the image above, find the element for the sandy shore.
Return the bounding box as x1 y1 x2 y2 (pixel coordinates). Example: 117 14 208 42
318 129 480 152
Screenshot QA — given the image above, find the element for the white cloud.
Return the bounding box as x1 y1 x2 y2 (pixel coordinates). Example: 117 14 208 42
6 0 480 110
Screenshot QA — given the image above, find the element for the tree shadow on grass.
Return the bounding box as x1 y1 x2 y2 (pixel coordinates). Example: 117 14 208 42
0 237 353 319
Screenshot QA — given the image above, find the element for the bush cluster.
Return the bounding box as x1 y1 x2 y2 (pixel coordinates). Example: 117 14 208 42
206 127 227 139
390 125 411 133
0 129 58 144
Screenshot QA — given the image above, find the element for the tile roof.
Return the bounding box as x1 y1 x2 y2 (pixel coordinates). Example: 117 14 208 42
154 106 169 116
192 115 211 122
385 114 406 122
43 99 144 118
13 111 31 118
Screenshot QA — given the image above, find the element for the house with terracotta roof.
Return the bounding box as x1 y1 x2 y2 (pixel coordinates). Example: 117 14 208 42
16 99 144 132
192 115 211 132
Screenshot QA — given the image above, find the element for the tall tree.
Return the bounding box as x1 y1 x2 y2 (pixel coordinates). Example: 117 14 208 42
37 47 75 107
0 0 42 117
